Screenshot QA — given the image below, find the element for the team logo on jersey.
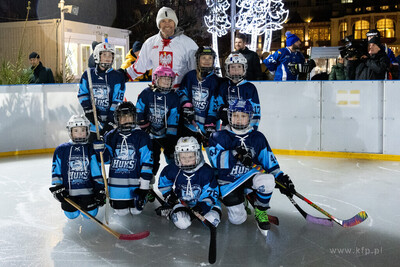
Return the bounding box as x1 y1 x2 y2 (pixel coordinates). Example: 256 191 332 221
177 184 201 205
93 84 110 109
112 143 136 173
149 102 169 131
159 51 173 69
192 85 209 111
68 156 90 182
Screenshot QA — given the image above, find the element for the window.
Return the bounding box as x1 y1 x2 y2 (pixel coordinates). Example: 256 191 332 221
81 45 91 71
309 27 330 42
376 19 395 38
339 22 348 40
355 8 361 12
366 7 372 12
286 28 304 41
341 0 352 3
353 20 369 39
380 6 389 11
113 46 125 69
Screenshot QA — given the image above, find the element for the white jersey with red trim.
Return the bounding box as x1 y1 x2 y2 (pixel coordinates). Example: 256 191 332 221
126 29 198 87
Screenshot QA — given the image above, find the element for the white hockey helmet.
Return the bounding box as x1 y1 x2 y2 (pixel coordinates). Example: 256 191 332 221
93 42 115 70
66 114 90 143
224 52 247 82
174 136 202 172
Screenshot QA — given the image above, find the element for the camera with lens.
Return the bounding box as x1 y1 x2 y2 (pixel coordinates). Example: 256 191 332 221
339 35 368 59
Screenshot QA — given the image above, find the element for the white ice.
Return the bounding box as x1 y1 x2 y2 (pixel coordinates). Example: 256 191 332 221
0 153 400 266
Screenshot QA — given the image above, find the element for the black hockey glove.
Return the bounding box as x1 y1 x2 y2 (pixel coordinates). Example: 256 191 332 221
192 204 204 215
94 188 106 206
155 205 173 217
133 188 149 211
117 68 130 82
182 106 195 124
275 173 296 197
164 191 179 207
204 123 216 139
234 146 253 167
49 185 68 202
218 104 229 125
100 121 115 136
93 138 105 154
84 109 96 125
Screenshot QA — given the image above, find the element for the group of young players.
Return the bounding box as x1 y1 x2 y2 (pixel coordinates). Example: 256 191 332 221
50 41 296 237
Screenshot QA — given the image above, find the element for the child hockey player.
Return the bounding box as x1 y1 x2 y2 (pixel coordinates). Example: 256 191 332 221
78 42 126 142
50 115 105 219
136 66 180 175
208 100 295 236
177 46 220 146
213 52 261 130
100 101 153 216
158 136 221 229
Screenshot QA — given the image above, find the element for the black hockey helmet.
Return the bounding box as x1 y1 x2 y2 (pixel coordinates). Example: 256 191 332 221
114 101 136 133
195 46 216 75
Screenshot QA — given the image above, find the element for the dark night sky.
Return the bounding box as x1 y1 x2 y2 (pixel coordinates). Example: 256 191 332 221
0 0 127 27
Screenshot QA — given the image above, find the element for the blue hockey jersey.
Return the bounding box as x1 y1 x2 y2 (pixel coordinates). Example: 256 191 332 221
136 87 180 138
158 162 220 213
78 67 126 131
52 142 103 196
264 47 305 81
208 127 282 197
103 128 153 199
213 79 260 129
177 70 220 134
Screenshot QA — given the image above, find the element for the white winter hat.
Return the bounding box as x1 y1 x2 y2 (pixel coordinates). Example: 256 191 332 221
156 7 178 29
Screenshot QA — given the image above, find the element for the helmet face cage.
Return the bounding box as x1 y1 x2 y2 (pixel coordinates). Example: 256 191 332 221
196 46 216 75
93 42 115 70
66 115 90 143
225 53 247 82
152 66 176 92
174 136 201 171
114 102 136 133
228 99 253 130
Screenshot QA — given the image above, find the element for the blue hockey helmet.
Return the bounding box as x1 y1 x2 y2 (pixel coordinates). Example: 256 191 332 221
228 99 253 130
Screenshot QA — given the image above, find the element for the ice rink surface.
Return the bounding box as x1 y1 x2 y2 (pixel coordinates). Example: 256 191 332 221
1 153 399 267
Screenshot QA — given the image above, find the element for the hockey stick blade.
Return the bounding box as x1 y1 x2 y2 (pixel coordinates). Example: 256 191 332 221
119 230 150 240
341 211 368 228
209 226 217 264
288 196 333 227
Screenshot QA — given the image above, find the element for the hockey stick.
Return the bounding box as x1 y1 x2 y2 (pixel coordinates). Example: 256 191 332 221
287 195 333 227
64 197 150 240
180 200 217 264
252 164 368 228
87 68 111 225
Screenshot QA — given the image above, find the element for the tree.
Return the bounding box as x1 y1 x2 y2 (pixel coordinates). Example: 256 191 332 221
235 0 288 52
204 0 231 73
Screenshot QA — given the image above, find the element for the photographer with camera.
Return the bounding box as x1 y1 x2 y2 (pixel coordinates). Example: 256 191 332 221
346 36 389 80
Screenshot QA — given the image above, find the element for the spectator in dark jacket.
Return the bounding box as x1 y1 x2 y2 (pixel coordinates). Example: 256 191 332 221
234 33 263 80
28 52 55 84
346 37 389 80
